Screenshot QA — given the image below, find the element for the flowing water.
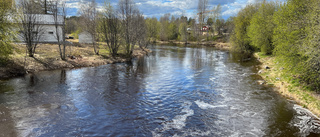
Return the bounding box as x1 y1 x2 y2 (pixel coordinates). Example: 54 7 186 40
0 45 319 137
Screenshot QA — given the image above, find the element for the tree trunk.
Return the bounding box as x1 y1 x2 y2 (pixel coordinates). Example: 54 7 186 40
28 48 33 57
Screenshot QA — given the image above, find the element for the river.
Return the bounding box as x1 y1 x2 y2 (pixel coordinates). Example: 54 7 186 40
0 45 319 137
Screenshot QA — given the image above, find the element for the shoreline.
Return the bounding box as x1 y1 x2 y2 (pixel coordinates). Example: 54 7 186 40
0 43 151 79
156 40 231 50
254 53 320 117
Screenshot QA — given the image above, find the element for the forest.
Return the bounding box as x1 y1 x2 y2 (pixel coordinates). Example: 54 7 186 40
231 0 320 92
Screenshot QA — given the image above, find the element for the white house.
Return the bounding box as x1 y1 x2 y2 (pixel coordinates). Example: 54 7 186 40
16 14 64 43
79 31 93 44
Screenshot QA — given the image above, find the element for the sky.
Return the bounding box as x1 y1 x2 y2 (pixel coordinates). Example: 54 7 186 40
65 0 284 20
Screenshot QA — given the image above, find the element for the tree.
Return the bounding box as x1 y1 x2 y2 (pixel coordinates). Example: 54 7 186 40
207 18 213 26
273 0 309 66
0 0 14 62
65 16 79 34
135 14 148 50
52 0 67 60
79 0 99 55
179 22 188 44
18 0 45 57
159 13 170 41
298 0 320 91
197 0 208 27
248 1 277 54
118 0 146 57
99 2 121 57
210 4 222 35
215 18 225 36
230 4 258 53
225 17 234 34
145 17 160 42
168 22 178 40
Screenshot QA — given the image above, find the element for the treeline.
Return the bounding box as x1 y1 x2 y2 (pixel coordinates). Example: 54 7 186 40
231 0 320 91
67 9 234 45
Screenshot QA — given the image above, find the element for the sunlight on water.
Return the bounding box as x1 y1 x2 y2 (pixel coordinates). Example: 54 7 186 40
0 45 319 136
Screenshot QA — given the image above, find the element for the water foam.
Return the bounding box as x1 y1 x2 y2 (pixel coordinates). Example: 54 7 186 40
194 100 227 109
292 104 320 135
152 101 194 137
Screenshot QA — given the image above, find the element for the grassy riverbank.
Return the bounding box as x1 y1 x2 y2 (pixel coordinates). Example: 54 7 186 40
0 40 150 79
255 53 320 117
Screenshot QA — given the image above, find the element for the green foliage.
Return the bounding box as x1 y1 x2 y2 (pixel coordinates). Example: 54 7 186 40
248 1 277 55
272 0 309 65
179 22 188 42
0 0 14 63
168 22 178 40
300 0 320 91
231 4 258 53
207 18 213 26
145 17 160 41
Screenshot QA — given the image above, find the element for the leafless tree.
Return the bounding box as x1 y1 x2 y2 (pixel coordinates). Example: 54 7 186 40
197 0 208 38
135 13 149 51
118 0 141 57
79 0 99 55
99 2 121 57
52 0 67 60
18 0 45 57
210 4 222 35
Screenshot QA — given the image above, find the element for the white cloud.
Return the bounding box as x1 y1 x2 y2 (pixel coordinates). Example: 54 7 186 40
64 0 283 19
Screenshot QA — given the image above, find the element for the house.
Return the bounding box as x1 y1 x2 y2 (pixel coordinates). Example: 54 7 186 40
201 26 210 31
79 31 93 44
16 14 64 43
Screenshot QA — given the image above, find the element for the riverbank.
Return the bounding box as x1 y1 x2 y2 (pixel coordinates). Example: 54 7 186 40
156 40 230 50
255 53 320 117
0 43 151 79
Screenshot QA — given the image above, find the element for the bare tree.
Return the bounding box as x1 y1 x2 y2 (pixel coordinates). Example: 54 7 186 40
211 4 222 35
135 13 149 50
52 0 67 60
118 0 141 57
18 0 45 57
197 0 208 36
99 2 121 57
79 0 99 55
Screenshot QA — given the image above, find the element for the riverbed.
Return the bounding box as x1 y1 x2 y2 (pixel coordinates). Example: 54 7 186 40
0 45 319 136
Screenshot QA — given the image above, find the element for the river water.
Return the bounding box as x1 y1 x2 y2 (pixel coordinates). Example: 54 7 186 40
0 45 319 137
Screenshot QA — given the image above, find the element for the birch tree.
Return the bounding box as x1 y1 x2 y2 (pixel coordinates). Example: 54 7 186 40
197 0 208 36
118 0 140 57
52 0 67 60
99 2 121 57
18 0 45 57
79 0 99 55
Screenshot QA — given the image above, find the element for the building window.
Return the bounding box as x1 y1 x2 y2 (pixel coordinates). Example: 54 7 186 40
48 31 54 34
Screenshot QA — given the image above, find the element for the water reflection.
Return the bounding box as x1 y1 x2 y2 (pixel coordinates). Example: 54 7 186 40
0 45 319 136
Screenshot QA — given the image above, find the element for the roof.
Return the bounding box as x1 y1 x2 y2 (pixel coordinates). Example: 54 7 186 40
12 14 64 25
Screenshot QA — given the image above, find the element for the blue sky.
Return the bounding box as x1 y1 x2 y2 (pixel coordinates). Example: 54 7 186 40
65 0 285 20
